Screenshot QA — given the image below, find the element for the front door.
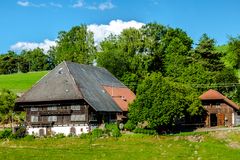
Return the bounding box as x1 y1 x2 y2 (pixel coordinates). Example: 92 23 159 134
217 113 225 126
210 114 217 127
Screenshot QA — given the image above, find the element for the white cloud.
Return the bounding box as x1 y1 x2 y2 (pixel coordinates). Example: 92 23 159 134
17 1 30 7
72 0 84 8
98 1 114 10
88 20 145 44
10 39 56 53
10 20 144 52
73 0 115 10
17 1 63 8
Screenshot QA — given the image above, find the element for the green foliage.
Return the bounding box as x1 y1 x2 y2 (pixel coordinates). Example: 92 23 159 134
105 123 121 138
79 133 91 139
12 126 26 139
92 128 103 139
54 133 65 139
0 128 12 139
223 36 240 70
20 48 52 72
23 135 35 141
124 120 136 131
0 89 17 124
0 51 19 74
129 72 202 130
133 128 157 135
53 25 96 65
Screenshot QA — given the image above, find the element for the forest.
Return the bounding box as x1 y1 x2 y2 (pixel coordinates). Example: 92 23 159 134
1 23 240 131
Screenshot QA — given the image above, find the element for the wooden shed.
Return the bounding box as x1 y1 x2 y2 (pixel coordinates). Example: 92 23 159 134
200 89 240 127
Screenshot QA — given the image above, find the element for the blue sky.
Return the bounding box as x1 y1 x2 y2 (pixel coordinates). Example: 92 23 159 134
1 0 240 53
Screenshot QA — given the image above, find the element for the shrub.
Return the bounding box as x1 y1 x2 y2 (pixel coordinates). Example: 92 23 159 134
124 120 136 131
0 128 12 139
54 133 65 139
12 126 26 139
92 128 103 139
79 133 90 139
133 128 157 135
105 123 121 138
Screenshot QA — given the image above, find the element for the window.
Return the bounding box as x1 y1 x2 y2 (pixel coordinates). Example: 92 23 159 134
48 116 57 122
31 107 38 111
71 114 85 121
31 116 38 122
90 113 97 121
47 106 57 110
71 105 81 110
216 102 221 108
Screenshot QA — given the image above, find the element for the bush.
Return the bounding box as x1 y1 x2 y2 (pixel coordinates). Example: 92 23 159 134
54 133 65 139
124 120 136 131
79 133 90 139
92 128 103 139
12 126 26 139
133 128 157 135
0 129 12 139
105 123 121 138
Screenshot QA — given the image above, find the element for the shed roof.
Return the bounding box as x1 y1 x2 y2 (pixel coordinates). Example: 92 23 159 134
199 89 239 110
16 61 132 112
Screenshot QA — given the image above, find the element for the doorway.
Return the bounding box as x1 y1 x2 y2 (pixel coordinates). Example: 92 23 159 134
210 114 217 127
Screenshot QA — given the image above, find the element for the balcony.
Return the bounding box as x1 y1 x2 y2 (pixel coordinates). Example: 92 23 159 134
39 109 72 116
31 121 54 127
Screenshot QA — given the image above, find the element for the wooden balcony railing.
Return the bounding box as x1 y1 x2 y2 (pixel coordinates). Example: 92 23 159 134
31 121 54 126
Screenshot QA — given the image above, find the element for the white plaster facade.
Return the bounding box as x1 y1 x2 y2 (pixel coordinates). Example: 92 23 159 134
27 124 94 136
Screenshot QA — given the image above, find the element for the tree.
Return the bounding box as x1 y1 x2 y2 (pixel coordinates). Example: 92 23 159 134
223 36 240 71
54 25 96 65
0 89 16 126
193 34 224 72
129 72 202 131
20 48 51 72
0 51 19 74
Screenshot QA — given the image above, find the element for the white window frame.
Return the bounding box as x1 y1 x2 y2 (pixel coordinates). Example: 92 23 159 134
47 106 57 110
31 107 38 111
71 114 85 121
71 105 81 110
48 116 57 122
31 116 38 122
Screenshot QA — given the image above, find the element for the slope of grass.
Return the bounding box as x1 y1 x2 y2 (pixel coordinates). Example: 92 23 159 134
0 71 48 93
0 131 240 160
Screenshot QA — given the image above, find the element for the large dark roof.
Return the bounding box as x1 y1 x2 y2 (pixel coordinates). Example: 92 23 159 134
16 61 126 112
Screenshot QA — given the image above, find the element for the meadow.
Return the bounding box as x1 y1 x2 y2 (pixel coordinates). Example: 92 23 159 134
0 71 48 93
0 131 240 160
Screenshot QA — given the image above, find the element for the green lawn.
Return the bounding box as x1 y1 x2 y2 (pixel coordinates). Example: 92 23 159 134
1 131 240 160
0 71 48 93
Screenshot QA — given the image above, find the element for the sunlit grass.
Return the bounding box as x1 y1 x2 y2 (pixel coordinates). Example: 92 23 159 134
0 71 48 93
0 131 240 160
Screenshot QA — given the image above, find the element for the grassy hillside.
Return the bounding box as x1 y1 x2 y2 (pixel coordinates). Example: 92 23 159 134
0 131 240 159
0 71 48 93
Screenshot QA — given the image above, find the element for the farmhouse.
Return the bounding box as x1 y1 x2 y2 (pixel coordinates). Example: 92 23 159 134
200 89 240 127
15 61 135 136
